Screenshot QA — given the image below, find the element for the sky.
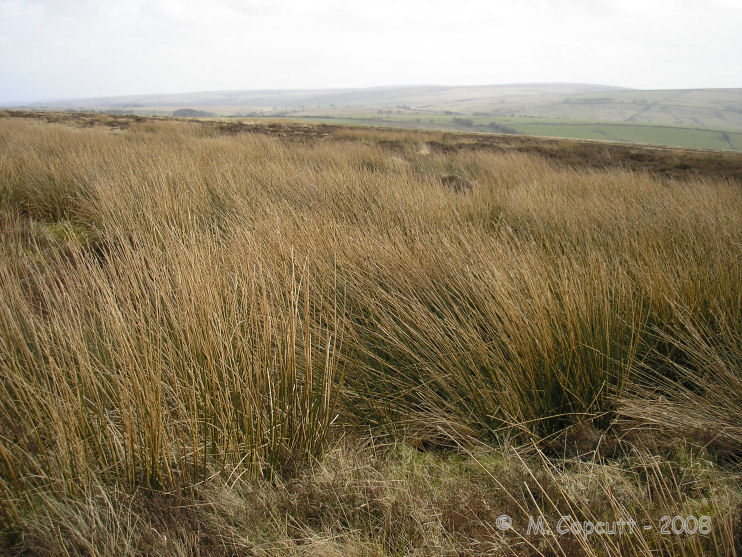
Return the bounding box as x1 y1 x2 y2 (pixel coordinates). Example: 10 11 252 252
0 0 740 103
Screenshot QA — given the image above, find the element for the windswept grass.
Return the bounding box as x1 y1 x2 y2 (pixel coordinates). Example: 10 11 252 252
0 114 740 555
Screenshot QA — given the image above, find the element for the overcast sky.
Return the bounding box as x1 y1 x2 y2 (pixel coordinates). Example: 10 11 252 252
1 0 740 103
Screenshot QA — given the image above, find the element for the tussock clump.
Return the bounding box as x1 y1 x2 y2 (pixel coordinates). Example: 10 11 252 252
439 173 473 193
0 114 740 555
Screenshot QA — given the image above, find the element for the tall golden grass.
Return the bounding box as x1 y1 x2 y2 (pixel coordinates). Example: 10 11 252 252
0 115 740 554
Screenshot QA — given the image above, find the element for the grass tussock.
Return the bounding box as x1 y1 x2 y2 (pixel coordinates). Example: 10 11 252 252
0 114 740 555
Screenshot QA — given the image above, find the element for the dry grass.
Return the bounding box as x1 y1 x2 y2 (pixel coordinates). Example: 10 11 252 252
5 440 739 556
0 114 740 555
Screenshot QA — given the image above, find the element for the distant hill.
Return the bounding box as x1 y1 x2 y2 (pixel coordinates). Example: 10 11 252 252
12 83 627 113
9 84 742 151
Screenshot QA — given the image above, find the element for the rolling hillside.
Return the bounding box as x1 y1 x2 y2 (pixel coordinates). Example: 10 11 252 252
9 84 742 151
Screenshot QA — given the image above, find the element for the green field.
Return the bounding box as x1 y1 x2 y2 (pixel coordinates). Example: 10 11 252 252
498 119 742 151
284 112 742 151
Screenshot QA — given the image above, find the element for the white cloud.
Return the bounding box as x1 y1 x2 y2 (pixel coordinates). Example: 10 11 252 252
0 0 740 102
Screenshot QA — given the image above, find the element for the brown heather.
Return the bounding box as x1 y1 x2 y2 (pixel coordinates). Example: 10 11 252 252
0 113 740 555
